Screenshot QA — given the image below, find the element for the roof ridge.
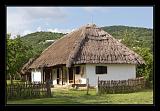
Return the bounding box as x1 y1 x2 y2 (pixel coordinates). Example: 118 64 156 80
66 27 87 67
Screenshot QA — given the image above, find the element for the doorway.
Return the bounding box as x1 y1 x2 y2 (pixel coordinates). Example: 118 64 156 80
27 73 31 82
44 68 51 81
57 68 60 84
69 68 74 83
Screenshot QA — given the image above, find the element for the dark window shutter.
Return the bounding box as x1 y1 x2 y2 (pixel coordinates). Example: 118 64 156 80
96 66 107 74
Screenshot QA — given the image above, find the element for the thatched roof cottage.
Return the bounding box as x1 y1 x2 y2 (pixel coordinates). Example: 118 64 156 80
25 24 145 86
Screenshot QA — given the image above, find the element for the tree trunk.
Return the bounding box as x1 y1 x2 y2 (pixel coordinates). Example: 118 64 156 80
10 75 14 97
46 79 51 97
10 75 13 85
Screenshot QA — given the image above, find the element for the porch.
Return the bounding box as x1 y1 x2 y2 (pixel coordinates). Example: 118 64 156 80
30 64 86 86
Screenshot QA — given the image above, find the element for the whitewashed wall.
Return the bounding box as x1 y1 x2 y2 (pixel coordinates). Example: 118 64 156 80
74 65 87 84
63 66 68 85
31 69 43 82
86 64 136 87
52 69 57 85
52 67 68 85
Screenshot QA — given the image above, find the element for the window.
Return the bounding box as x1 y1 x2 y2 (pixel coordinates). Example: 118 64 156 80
75 66 80 74
96 66 107 74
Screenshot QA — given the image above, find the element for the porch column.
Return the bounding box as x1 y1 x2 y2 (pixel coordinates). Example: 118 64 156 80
25 75 27 82
43 71 45 83
41 70 43 83
67 68 69 85
73 67 75 84
61 67 63 86
50 69 52 80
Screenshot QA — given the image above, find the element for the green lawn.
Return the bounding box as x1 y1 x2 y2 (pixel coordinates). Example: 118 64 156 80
7 88 153 104
7 80 24 85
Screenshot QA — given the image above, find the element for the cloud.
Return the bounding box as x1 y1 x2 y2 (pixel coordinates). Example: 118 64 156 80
36 26 42 32
21 7 67 21
82 7 110 13
47 28 75 34
7 7 68 38
20 27 75 36
7 10 30 37
22 30 33 36
7 7 110 38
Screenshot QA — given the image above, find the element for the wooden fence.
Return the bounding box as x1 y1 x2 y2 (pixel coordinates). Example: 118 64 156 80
98 77 146 94
7 82 51 99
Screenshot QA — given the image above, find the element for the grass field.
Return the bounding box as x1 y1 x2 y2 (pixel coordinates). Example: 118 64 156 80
7 80 24 85
7 88 153 104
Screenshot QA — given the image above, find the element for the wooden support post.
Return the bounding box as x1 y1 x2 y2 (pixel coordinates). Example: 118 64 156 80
61 67 63 86
73 67 75 85
96 76 99 94
67 68 69 85
51 70 52 80
25 75 27 82
86 78 89 95
44 71 45 83
43 71 45 83
41 70 43 83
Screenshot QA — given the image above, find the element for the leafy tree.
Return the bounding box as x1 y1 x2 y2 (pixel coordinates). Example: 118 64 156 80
132 47 153 88
6 34 32 84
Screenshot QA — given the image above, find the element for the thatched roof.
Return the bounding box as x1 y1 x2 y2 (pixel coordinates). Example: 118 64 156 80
29 24 145 68
21 58 35 74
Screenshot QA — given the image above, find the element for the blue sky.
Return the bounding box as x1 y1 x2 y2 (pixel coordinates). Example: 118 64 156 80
7 7 153 38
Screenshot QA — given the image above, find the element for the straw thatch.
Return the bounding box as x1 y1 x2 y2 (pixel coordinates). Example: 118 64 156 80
21 58 35 74
29 24 145 68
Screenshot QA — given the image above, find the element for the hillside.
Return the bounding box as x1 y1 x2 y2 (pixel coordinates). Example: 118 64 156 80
20 26 153 59
20 31 65 58
102 26 153 52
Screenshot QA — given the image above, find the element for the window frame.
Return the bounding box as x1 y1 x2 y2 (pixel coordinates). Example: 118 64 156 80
75 66 81 74
95 66 107 74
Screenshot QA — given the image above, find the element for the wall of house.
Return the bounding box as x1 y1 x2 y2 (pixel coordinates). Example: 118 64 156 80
74 65 87 84
52 67 68 85
31 69 43 82
63 66 68 85
86 64 136 87
52 68 57 85
51 65 87 85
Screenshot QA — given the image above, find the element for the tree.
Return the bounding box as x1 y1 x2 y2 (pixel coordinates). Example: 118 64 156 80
132 47 153 87
6 34 33 84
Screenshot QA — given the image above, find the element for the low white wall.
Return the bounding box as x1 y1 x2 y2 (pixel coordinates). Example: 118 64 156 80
31 69 43 82
52 69 57 85
86 64 136 87
74 65 87 84
52 67 68 85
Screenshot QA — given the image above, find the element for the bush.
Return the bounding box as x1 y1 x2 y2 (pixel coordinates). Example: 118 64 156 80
145 79 153 89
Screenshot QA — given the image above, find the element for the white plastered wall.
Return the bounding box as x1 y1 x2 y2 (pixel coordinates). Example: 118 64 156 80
74 65 87 84
86 64 136 87
52 67 68 85
31 68 43 82
52 68 57 85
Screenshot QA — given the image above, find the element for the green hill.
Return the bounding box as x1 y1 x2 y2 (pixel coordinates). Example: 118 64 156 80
102 26 153 52
20 31 65 58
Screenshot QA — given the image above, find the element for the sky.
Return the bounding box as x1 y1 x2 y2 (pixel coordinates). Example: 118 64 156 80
7 7 153 38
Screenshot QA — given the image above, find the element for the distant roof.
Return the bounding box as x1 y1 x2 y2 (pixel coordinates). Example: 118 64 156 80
21 58 35 74
29 24 145 68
